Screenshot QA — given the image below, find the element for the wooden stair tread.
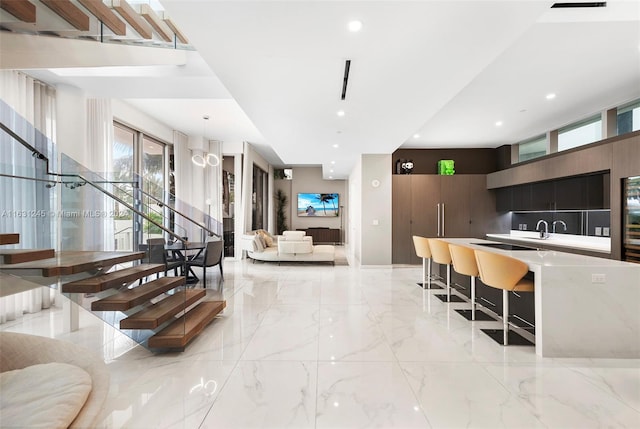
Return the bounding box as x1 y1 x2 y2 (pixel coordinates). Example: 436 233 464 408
148 300 226 349
62 263 164 294
0 249 55 264
0 234 20 245
120 289 206 330
91 276 186 311
0 251 146 277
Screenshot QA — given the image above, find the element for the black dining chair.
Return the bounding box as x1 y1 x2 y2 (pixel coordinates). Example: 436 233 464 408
186 239 223 288
147 238 182 278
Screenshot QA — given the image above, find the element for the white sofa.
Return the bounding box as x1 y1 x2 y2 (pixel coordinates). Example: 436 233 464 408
241 230 335 264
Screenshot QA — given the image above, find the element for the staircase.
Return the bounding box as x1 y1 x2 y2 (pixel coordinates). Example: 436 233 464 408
0 233 225 351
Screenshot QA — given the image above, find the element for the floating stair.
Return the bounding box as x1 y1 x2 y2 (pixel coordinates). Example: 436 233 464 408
120 289 206 330
0 234 20 245
91 276 186 311
0 251 146 277
62 263 164 293
148 300 226 349
0 249 55 264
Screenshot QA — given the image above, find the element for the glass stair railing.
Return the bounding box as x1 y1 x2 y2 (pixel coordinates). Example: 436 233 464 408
0 105 225 351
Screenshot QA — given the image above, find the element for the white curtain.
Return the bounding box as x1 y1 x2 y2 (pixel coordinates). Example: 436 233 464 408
85 98 114 251
0 70 58 324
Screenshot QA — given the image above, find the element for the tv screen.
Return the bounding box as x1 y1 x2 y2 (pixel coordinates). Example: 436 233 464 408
297 193 339 217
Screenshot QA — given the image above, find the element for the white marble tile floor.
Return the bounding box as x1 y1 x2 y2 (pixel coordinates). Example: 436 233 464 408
2 254 639 428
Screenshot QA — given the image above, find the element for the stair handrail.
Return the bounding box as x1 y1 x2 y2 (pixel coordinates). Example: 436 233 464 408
124 184 218 238
1 120 220 241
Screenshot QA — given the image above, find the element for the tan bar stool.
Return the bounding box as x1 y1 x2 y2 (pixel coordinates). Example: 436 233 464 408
427 239 463 303
474 249 535 346
412 236 440 289
448 243 495 321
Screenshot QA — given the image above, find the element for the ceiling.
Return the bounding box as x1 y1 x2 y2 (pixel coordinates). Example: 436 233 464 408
16 0 640 179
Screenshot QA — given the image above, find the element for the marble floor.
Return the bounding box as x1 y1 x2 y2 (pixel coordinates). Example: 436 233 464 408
2 253 640 428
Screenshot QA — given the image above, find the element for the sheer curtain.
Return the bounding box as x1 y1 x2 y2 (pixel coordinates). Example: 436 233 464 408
0 70 58 324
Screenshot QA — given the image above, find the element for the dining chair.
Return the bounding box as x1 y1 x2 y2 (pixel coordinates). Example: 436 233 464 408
474 249 535 346
186 239 223 288
147 238 182 278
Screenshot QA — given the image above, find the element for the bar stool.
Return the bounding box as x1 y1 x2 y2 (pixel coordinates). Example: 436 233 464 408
448 243 495 321
474 249 535 346
412 236 440 289
427 239 463 303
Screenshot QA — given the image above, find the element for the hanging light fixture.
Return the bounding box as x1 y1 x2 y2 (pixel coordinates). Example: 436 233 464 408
192 114 218 167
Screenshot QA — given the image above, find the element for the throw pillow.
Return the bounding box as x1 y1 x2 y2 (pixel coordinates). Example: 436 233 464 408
0 362 92 428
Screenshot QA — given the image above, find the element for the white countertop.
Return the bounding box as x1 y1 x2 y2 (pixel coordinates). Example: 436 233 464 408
486 231 610 254
445 238 631 269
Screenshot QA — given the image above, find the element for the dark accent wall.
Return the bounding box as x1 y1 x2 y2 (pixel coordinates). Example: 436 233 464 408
392 148 499 175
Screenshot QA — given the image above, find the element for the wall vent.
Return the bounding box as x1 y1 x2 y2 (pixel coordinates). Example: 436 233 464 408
341 60 351 100
551 2 606 8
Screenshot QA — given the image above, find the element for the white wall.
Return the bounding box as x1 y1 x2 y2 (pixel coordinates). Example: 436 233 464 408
111 99 174 144
360 154 393 265
348 159 362 265
290 167 347 234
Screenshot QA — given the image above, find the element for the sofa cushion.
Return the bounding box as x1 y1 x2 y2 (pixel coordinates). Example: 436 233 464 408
282 231 306 241
1 362 92 428
278 240 313 254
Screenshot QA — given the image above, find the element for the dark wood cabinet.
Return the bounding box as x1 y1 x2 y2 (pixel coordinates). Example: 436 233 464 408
297 228 340 244
392 174 499 264
496 172 610 211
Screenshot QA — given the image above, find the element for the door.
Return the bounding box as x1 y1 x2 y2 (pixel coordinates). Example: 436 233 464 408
440 175 471 237
410 175 440 264
392 175 412 264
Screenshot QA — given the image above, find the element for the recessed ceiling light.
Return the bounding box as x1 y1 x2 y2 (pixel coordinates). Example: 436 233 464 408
330 169 334 173
495 121 503 127
331 161 336 164
329 176 333 179
337 110 345 117
546 93 556 100
332 143 339 148
413 134 420 139
348 20 362 32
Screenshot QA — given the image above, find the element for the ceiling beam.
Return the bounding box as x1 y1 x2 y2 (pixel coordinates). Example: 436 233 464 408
77 0 125 36
0 0 36 23
163 17 188 44
40 0 90 31
110 0 152 39
139 4 173 42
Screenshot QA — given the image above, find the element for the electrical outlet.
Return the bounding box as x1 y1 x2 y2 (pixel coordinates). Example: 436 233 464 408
591 273 606 283
603 227 610 236
372 219 379 226
595 227 601 236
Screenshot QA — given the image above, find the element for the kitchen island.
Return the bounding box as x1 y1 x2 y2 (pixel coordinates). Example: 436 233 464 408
443 238 640 358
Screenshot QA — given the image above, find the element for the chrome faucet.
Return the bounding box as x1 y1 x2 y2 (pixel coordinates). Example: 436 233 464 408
536 219 549 239
552 220 567 233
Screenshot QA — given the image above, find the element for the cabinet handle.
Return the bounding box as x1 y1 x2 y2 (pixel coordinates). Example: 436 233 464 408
437 203 441 237
442 203 445 237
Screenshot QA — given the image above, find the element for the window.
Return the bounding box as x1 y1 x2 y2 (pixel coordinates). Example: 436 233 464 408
518 135 546 162
251 165 268 231
558 116 602 152
617 99 640 135
111 122 169 249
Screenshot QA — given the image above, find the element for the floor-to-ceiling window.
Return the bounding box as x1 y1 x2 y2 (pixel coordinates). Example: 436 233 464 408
111 122 169 249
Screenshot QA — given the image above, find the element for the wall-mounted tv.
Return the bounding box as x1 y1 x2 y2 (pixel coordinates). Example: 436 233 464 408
297 193 339 217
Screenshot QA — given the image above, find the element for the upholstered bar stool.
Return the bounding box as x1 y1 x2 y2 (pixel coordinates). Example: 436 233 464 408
412 236 441 289
474 250 535 346
448 243 495 321
427 239 464 302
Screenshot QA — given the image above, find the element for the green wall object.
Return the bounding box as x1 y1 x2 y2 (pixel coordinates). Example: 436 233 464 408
438 160 455 175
